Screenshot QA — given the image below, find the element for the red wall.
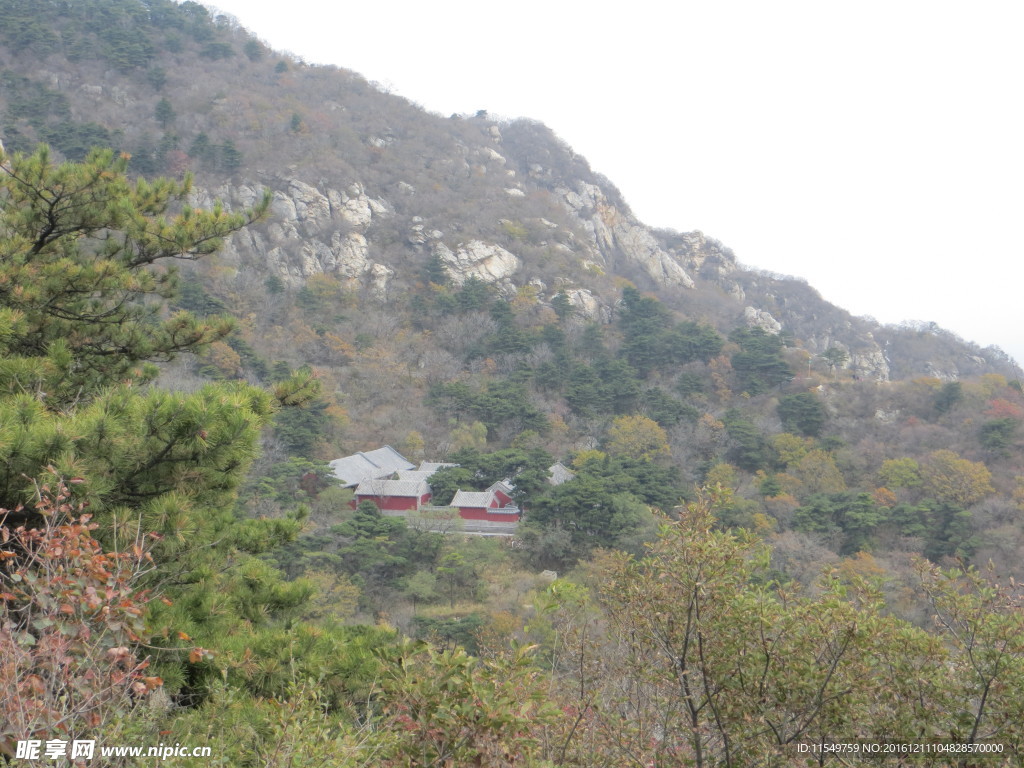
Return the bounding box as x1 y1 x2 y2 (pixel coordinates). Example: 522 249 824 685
357 494 420 511
457 507 521 522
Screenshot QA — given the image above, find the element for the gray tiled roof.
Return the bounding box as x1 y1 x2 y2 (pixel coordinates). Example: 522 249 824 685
396 470 434 484
329 445 415 487
487 479 515 495
354 477 430 497
450 489 495 508
548 462 576 486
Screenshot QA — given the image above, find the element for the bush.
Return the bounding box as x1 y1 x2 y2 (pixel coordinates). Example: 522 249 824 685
777 392 826 437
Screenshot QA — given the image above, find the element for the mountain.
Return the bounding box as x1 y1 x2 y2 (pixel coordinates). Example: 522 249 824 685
1 0 1016 386
3 0 1023 497
7 5 1024 761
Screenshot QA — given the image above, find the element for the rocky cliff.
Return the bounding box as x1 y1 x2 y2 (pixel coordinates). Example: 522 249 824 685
2 0 1015 383
198 147 1017 381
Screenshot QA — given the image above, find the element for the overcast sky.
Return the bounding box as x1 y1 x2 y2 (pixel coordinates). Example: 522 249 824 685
207 0 1024 368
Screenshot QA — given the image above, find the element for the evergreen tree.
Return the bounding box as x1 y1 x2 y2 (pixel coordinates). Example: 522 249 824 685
0 145 268 404
777 391 827 437
722 409 774 472
821 346 849 377
243 39 264 61
218 139 243 173
618 286 670 376
551 290 573 320
0 145 318 710
934 380 964 415
729 326 793 394
524 474 649 561
618 287 722 375
423 252 450 286
188 131 213 162
154 96 175 128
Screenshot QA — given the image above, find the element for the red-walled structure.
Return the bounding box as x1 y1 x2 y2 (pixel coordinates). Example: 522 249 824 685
353 472 432 512
450 483 521 522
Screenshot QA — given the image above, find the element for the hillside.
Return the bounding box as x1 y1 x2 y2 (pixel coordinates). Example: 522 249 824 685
5 1 1024 764
1 0 1017 383
3 0 1023 555
0 0 1021 527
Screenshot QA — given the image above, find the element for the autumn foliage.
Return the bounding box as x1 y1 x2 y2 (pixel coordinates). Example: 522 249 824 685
0 483 160 756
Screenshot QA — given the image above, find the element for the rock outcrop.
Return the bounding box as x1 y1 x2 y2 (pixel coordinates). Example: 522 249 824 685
744 307 783 335
183 125 1014 382
557 182 695 289
206 179 394 294
433 240 521 290
560 288 610 322
6 12 1018 385
852 348 891 381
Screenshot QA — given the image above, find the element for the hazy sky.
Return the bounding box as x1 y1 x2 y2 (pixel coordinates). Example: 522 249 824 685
207 0 1023 368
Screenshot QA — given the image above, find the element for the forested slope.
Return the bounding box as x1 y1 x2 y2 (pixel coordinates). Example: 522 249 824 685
2 1 1024 765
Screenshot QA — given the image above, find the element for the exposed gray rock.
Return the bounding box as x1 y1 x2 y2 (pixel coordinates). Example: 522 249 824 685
744 307 783 334
336 183 387 228
800 331 890 382
678 231 737 278
283 179 331 226
332 232 371 277
188 183 267 213
408 224 427 246
263 179 388 234
226 183 268 211
269 193 299 232
852 348 891 381
434 240 521 286
479 147 507 164
617 226 695 288
561 287 610 322
407 223 444 246
255 230 374 287
557 181 695 289
369 263 394 298
193 179 396 294
925 363 960 382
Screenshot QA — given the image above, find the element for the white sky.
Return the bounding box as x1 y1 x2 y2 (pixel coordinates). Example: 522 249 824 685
207 0 1024 368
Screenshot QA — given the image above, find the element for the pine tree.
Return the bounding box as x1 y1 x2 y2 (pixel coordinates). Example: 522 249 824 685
0 145 319 711
0 145 268 405
154 96 176 128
